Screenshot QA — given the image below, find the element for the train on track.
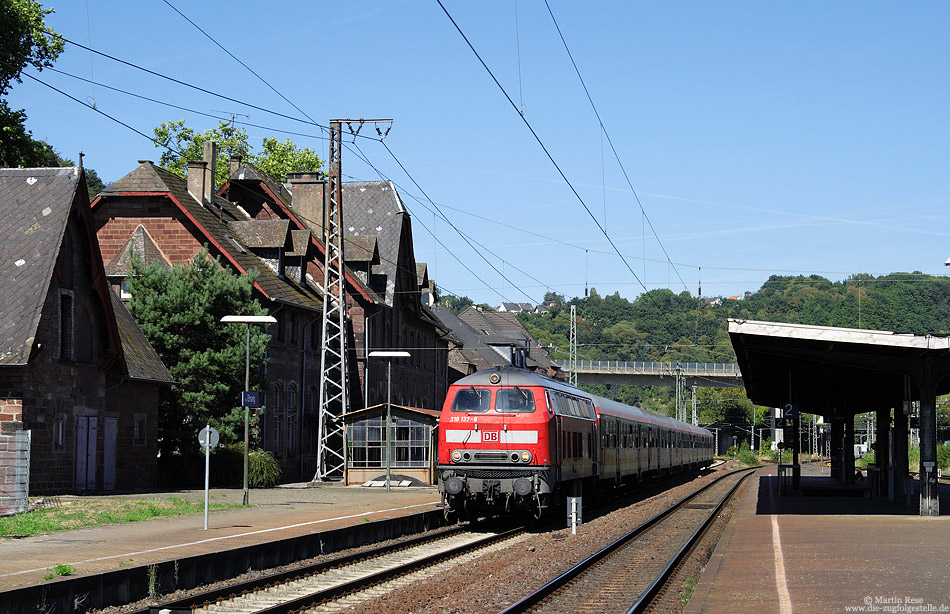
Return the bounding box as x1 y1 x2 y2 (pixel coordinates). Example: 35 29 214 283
437 367 714 517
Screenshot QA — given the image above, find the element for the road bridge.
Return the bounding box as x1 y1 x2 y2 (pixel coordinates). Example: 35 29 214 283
554 360 743 388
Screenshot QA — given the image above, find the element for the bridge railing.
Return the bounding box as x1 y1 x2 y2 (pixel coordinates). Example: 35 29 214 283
554 360 742 377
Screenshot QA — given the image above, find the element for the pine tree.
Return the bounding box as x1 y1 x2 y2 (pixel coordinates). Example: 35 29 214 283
126 249 270 456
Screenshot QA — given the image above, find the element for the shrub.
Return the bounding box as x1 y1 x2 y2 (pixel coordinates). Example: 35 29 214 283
855 450 875 468
248 449 281 487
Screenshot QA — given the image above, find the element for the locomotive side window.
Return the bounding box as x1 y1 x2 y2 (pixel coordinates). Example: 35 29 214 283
495 387 536 412
451 388 491 412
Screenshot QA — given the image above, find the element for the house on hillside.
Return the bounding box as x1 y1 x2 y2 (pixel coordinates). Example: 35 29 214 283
498 302 537 313
0 167 173 514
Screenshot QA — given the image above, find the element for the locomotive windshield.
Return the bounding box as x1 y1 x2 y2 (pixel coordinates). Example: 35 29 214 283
451 387 491 412
495 387 536 413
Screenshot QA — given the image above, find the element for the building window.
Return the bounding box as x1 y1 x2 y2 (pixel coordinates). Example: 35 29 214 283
133 414 147 446
347 415 430 469
308 385 318 417
271 382 284 456
53 419 65 450
286 382 297 457
59 290 74 361
120 279 132 299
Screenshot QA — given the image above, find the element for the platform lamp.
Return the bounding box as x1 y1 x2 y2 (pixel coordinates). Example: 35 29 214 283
221 314 277 505
368 351 411 491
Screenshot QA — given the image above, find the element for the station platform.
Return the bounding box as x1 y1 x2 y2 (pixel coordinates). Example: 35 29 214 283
0 482 441 593
686 464 950 614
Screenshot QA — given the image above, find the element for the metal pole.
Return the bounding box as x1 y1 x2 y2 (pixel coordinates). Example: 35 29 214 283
386 359 392 492
204 422 210 530
243 323 250 506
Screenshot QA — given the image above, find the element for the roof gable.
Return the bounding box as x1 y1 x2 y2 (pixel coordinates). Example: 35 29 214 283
0 167 123 371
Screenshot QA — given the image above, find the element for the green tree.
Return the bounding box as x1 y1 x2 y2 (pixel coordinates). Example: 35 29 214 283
0 0 63 167
153 119 323 184
439 294 474 315
126 249 270 457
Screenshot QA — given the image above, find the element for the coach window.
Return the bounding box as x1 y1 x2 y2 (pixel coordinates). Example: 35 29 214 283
451 388 490 412
495 388 535 413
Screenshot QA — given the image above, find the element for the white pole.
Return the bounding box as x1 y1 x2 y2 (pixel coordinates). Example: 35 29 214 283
204 423 210 530
386 359 392 492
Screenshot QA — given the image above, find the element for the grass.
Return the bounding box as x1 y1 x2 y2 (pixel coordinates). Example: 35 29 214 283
0 496 243 538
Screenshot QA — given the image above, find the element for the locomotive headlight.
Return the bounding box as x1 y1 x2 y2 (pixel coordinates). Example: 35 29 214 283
452 450 462 462
521 451 532 463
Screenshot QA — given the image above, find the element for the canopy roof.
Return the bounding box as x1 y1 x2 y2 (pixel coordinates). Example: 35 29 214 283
728 319 950 415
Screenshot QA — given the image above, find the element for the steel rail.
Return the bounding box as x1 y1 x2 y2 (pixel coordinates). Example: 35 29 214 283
139 525 467 614
626 469 753 613
145 525 524 614
498 467 755 614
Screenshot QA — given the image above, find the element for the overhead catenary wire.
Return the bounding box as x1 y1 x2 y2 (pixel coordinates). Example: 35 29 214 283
161 0 319 126
542 0 688 293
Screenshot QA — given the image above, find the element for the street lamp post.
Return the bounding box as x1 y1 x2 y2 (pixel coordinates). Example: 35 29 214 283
221 315 277 505
368 351 410 491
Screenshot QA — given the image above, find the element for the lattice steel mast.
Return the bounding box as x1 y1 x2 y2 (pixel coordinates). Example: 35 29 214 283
570 305 577 386
314 119 392 482
315 120 348 481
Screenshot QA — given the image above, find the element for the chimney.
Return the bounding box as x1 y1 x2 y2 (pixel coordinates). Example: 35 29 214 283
287 172 326 240
229 154 242 175
187 161 207 203
202 141 217 206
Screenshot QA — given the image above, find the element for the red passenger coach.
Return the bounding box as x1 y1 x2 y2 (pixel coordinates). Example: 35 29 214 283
437 367 713 518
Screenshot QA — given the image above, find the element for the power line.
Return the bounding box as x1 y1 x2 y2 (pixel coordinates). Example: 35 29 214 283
161 0 319 126
543 0 688 293
435 1 651 299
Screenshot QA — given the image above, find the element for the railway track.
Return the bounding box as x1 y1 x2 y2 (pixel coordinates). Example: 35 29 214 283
499 467 755 614
139 522 527 614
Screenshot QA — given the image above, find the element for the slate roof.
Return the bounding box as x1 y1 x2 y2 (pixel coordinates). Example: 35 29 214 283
345 235 379 264
451 308 560 372
218 163 381 305
0 167 85 365
97 162 320 311
109 288 174 383
227 219 290 248
342 181 406 305
105 225 171 277
288 230 311 257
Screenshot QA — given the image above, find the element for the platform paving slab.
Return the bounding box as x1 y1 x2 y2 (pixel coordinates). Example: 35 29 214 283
686 465 950 614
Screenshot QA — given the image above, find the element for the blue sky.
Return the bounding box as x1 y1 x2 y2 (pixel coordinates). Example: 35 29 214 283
10 1 950 306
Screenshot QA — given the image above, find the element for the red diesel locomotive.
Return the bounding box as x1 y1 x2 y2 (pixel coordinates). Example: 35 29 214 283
437 367 713 517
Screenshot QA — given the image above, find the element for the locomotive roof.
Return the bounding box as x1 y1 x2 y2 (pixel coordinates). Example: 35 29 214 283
451 367 711 437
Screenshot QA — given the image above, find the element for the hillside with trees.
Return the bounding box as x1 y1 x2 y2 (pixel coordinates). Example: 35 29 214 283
510 273 950 425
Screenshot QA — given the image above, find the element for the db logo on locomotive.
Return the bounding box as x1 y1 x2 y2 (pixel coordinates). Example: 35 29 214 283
482 431 500 442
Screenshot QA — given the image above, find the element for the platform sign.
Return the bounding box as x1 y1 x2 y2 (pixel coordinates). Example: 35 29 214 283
242 391 261 408
198 426 219 449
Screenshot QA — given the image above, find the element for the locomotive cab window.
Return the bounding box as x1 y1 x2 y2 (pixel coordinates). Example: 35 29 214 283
451 388 491 412
495 387 536 413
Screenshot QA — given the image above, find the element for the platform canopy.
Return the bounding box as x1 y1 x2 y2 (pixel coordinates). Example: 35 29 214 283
728 319 950 416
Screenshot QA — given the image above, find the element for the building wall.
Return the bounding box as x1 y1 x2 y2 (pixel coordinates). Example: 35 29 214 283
95 196 206 265
105 380 159 490
264 305 322 482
